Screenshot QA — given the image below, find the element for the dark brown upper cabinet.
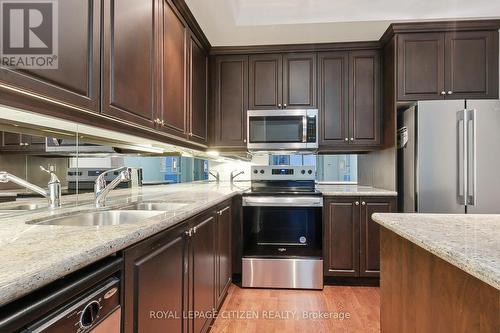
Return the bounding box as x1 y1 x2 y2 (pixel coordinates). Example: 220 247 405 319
324 196 396 278
0 0 100 113
318 52 349 148
160 0 188 138
319 49 381 151
212 55 248 149
249 54 282 109
102 0 159 127
397 31 498 101
445 30 499 99
349 50 381 146
283 53 317 109
188 34 208 145
249 53 316 110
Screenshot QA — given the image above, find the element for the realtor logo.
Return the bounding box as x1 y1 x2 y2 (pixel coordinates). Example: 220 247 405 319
1 0 58 69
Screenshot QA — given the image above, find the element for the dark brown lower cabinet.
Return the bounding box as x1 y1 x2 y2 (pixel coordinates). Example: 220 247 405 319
324 196 396 278
123 220 188 333
123 201 233 333
215 202 232 308
189 211 216 333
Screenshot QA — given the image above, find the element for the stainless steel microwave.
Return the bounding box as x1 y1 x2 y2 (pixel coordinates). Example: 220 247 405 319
246 109 318 151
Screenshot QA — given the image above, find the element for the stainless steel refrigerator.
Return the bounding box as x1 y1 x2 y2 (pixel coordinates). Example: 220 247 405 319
398 100 500 214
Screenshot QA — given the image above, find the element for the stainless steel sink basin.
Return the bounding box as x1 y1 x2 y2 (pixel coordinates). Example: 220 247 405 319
26 210 165 226
120 202 189 211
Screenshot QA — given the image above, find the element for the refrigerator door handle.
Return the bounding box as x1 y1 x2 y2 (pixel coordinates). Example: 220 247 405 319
457 110 467 206
467 109 477 206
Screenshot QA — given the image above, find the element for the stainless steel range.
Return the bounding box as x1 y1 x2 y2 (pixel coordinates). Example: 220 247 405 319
242 165 323 290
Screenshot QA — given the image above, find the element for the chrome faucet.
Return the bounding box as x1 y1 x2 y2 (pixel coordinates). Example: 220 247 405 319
209 170 220 183
230 170 244 184
0 166 61 209
95 167 133 208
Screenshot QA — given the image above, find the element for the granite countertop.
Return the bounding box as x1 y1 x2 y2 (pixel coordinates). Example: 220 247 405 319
0 181 249 306
372 213 500 290
316 184 397 196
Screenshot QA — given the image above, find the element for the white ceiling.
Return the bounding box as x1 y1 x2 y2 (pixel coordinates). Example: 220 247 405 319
185 0 500 46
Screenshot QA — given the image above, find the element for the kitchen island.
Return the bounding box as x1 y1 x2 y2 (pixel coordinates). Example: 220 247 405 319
372 213 500 333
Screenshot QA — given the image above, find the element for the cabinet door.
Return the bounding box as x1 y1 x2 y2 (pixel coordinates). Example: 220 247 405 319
324 198 360 277
161 0 188 137
397 33 446 101
102 0 158 127
190 213 216 333
1 133 23 150
349 50 381 146
283 53 317 109
445 30 499 99
0 0 101 112
213 55 248 148
249 54 282 109
359 197 396 277
123 222 188 333
0 0 100 113
318 52 349 148
189 34 208 144
216 204 232 308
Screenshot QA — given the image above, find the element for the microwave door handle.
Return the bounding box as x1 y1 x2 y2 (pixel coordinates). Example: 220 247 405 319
302 117 307 143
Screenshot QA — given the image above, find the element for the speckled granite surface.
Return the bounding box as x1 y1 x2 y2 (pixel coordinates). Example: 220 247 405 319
316 184 397 196
0 181 249 306
372 213 500 290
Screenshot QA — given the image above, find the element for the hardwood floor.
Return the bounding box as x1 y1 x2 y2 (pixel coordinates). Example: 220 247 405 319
210 284 380 333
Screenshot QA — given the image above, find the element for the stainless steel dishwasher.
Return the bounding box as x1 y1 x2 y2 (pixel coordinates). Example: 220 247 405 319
25 277 121 333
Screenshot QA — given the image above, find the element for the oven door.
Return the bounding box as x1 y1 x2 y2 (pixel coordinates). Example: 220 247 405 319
247 109 318 150
242 196 322 258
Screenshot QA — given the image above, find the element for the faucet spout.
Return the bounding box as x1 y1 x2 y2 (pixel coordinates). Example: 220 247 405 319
230 170 245 184
95 167 133 208
0 166 61 209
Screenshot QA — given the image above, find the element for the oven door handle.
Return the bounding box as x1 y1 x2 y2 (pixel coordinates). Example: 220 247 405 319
242 196 323 207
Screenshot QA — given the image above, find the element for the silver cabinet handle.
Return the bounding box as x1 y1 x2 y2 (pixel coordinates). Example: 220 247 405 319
355 201 359 206
350 137 354 141
344 138 348 142
193 226 197 234
447 91 453 95
243 139 247 143
361 201 366 206
440 91 446 95
283 103 287 108
278 103 282 108
185 228 192 237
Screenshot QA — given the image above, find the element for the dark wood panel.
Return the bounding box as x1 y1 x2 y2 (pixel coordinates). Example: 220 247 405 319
216 203 232 308
349 50 381 146
445 30 499 99
318 52 349 148
190 213 216 333
212 55 248 148
189 34 208 144
359 198 395 277
283 53 317 108
397 33 445 101
0 0 100 112
382 37 397 149
249 54 282 109
324 198 360 277
123 222 188 333
380 228 499 333
161 0 188 137
102 0 158 127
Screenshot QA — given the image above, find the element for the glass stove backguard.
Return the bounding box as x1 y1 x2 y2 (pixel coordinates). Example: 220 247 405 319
249 116 304 143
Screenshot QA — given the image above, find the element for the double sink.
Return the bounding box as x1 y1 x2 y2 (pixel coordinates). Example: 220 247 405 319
2 201 193 227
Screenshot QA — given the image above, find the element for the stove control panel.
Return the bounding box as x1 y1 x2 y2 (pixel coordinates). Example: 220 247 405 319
251 166 316 181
